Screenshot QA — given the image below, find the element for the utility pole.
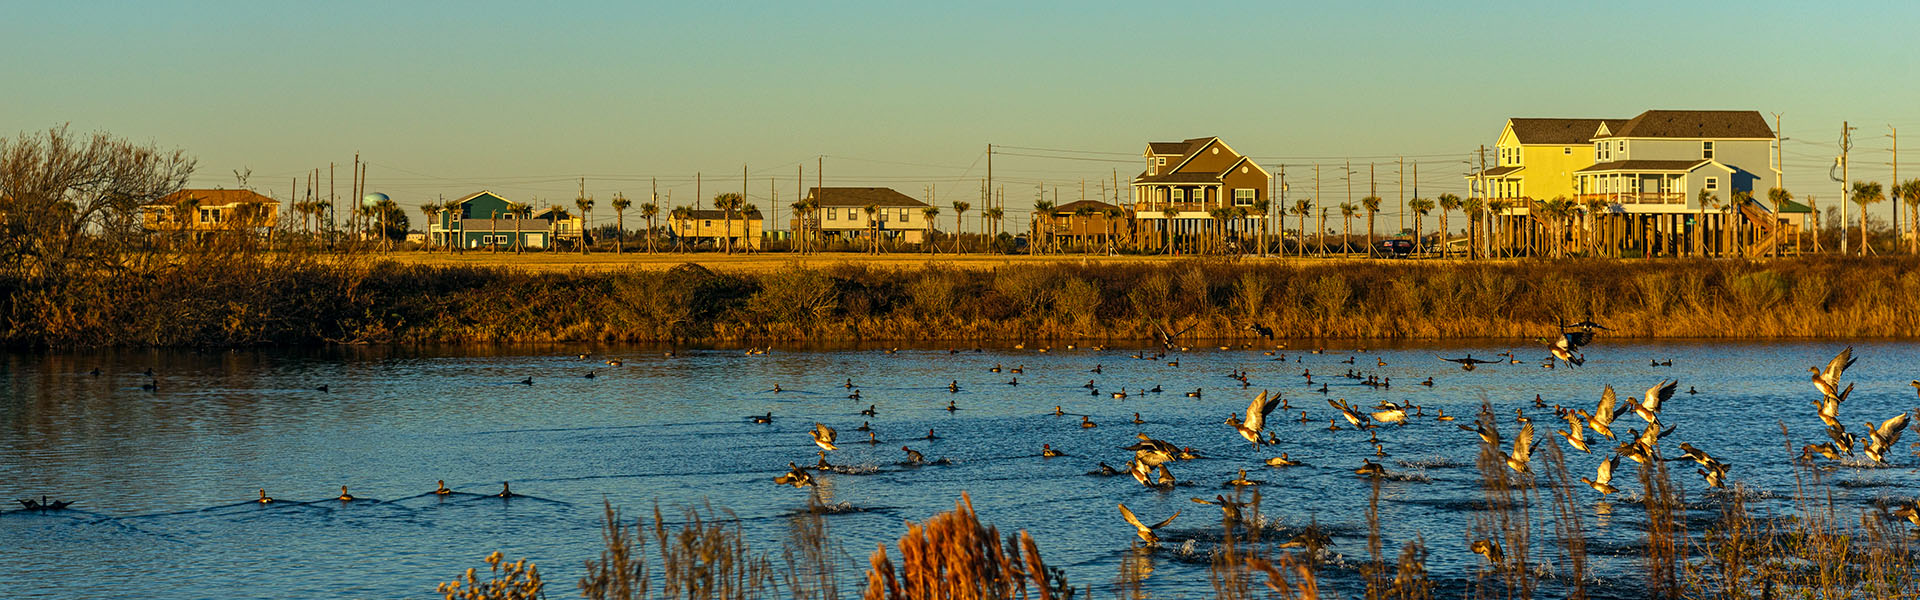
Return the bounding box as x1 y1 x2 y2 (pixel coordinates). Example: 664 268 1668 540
986 144 993 213
1477 145 1488 260
1314 164 1321 257
328 162 335 251
1840 122 1852 255
1889 125 1899 248
696 172 702 210
1772 113 1785 191
1397 157 1404 235
1278 164 1287 257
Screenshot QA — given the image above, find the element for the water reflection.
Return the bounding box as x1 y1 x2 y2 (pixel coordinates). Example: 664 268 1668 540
4 340 1918 598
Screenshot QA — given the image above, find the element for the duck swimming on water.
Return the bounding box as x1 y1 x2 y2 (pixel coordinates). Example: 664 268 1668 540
435 480 453 495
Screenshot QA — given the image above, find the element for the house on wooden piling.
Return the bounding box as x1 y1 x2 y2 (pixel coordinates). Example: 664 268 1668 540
1129 137 1271 253
1469 110 1790 258
431 190 585 249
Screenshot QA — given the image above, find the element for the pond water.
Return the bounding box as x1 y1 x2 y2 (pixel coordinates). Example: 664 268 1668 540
3 340 1917 599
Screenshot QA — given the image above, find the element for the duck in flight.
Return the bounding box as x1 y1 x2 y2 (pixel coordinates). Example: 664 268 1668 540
1440 355 1499 371
775 463 814 487
1117 502 1180 545
1581 455 1620 494
810 423 839 451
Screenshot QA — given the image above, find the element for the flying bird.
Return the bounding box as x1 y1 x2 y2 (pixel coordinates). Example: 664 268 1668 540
1811 347 1857 400
810 423 839 451
1118 503 1180 545
1580 455 1620 494
1440 355 1499 371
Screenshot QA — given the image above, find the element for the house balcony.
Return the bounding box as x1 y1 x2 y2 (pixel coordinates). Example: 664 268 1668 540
1576 193 1683 205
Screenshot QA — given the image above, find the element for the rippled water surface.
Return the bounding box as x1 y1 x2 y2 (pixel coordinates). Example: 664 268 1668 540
4 340 1919 599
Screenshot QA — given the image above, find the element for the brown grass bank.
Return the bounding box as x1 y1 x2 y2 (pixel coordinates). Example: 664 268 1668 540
7 255 1920 348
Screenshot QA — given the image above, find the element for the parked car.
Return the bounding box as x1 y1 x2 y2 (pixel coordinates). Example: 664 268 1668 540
1376 239 1414 257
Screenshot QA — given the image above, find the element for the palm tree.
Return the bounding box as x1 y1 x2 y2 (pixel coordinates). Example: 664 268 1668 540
1360 195 1382 258
950 200 970 253
983 207 1004 251
712 192 742 254
576 195 595 254
788 200 810 254
1486 198 1511 258
1851 180 1884 256
508 201 532 253
1729 190 1753 258
1408 197 1434 257
1071 204 1095 253
1767 187 1795 254
640 201 660 254
1695 189 1716 257
1337 202 1357 257
418 202 440 251
1898 179 1920 254
1581 196 1608 257
610 193 630 254
668 206 692 252
1033 200 1056 255
1290 199 1312 257
1159 207 1178 255
1102 206 1125 254
1463 197 1484 260
862 203 880 254
1437 193 1461 259
921 206 940 253
1251 198 1271 257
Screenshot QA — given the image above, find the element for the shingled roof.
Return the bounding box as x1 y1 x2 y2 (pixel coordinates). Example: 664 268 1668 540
1508 118 1628 145
153 188 278 206
805 187 929 208
1575 159 1715 173
1050 200 1124 215
1602 110 1775 139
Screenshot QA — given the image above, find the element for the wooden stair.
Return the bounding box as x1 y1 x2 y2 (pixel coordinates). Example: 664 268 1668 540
1738 200 1782 257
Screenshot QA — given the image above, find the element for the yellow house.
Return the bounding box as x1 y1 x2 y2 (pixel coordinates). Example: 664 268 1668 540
142 188 280 235
675 209 763 250
1466 118 1624 202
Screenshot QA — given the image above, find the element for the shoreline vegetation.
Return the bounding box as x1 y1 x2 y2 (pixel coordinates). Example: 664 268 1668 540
8 253 1920 349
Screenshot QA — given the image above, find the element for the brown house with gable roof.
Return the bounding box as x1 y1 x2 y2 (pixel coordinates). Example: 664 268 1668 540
1129 137 1270 252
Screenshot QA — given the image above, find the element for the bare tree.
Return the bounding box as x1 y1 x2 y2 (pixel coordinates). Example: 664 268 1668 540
0 125 195 280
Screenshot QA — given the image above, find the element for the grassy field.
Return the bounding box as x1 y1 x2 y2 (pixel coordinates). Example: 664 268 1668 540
368 250 1495 273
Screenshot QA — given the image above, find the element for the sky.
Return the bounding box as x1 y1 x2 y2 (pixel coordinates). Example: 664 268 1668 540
7 1 1919 230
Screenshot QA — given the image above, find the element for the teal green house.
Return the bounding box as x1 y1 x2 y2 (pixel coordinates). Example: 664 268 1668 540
430 190 585 249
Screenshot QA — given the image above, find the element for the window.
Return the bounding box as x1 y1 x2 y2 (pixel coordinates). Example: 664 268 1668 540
1617 140 1627 159
847 208 858 221
1233 189 1255 206
825 209 836 221
899 208 910 221
1702 141 1714 160
1171 189 1186 203
1704 177 1718 192
878 210 887 223
704 220 712 227
199 208 210 222
1563 147 1572 155
1148 158 1157 176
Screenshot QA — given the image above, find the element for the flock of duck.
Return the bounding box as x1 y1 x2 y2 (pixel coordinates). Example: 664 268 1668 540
763 321 1920 556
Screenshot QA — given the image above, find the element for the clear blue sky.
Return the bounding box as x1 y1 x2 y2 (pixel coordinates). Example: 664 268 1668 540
7 1 1917 229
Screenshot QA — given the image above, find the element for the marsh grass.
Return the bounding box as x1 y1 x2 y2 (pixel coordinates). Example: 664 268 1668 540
14 255 1920 347
440 551 547 600
861 492 1071 600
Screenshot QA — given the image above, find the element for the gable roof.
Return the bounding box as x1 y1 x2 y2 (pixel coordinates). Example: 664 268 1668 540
154 188 277 206
1146 142 1190 156
1600 110 1775 139
1506 118 1628 145
1051 199 1124 215
806 187 929 208
452 190 512 206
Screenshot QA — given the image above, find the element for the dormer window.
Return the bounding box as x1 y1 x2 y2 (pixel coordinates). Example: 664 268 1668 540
1702 141 1714 160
